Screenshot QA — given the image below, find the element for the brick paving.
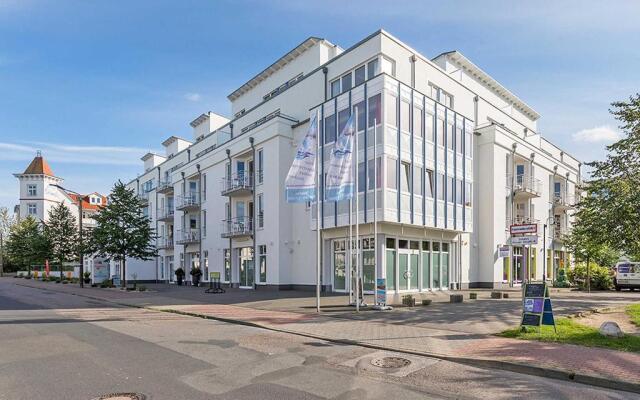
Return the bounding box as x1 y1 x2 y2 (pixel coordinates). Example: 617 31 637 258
13 278 640 387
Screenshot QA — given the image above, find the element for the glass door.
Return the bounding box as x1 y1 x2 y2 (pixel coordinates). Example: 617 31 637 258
432 242 441 288
398 246 419 291
513 246 523 284
333 240 346 292
239 247 254 288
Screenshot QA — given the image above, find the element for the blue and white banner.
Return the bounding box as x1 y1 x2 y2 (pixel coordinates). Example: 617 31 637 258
325 114 355 201
285 115 318 203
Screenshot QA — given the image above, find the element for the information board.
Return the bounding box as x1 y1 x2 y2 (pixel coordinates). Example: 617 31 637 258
376 278 386 306
525 283 545 298
520 282 556 332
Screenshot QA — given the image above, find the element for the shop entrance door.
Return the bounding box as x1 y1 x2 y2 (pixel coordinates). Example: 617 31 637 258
239 247 255 289
398 248 419 291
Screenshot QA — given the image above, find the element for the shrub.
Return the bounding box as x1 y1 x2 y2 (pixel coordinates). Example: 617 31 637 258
138 285 147 292
554 268 571 288
567 262 613 290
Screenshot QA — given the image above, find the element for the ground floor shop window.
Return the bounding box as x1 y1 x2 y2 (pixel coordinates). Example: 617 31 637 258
432 242 440 288
259 245 267 284
422 241 431 289
333 240 346 291
513 247 523 283
362 238 375 291
385 238 396 291
441 243 449 288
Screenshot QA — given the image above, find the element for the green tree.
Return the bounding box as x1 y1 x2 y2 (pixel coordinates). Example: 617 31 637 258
5 216 50 273
575 94 640 259
91 181 156 287
0 207 16 276
45 202 79 280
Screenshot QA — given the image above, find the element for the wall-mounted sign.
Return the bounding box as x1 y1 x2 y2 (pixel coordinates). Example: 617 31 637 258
498 246 510 258
510 224 538 234
511 235 538 245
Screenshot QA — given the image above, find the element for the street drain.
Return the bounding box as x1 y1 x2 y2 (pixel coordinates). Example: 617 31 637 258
370 356 411 369
92 393 146 400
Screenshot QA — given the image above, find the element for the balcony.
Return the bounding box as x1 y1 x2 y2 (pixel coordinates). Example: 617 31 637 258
554 224 569 241
157 207 175 222
176 229 200 245
157 179 174 194
553 193 576 211
221 173 253 196
221 217 253 238
508 174 542 199
176 192 200 211
137 191 149 205
157 237 174 249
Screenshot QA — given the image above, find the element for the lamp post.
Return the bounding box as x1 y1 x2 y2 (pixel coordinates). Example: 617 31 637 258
53 184 84 288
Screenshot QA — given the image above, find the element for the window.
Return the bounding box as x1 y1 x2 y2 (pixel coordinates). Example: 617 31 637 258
338 108 350 133
446 123 454 150
225 162 231 181
257 149 264 184
436 119 445 145
387 157 397 190
27 184 36 196
456 126 463 155
425 113 434 142
324 114 336 144
354 65 366 85
331 79 340 97
358 162 366 193
400 101 410 131
429 83 453 108
368 94 381 127
202 210 207 237
413 107 423 137
381 56 395 76
447 177 454 202
258 193 264 228
456 179 463 205
386 95 398 127
367 157 382 190
414 166 423 196
202 174 207 201
27 203 36 215
203 250 209 277
353 101 365 131
367 58 379 79
437 173 445 200
465 182 472 207
341 73 352 93
400 162 410 193
425 169 434 198
259 245 267 283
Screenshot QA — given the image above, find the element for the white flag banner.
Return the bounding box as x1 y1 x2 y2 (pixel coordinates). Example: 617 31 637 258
284 115 318 203
325 113 355 201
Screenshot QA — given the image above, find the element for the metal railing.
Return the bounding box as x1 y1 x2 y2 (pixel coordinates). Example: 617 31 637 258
157 179 173 193
176 229 200 244
221 217 253 238
176 192 200 209
506 216 540 230
507 174 542 196
553 193 576 208
157 207 175 220
221 173 253 194
137 191 149 203
157 237 174 249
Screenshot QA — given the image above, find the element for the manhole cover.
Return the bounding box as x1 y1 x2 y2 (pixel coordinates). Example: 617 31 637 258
370 356 411 369
92 394 146 400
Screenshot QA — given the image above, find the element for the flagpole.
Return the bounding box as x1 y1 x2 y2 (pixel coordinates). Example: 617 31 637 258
355 107 360 313
316 109 321 313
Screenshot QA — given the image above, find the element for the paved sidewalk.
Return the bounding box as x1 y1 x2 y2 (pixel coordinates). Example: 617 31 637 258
11 278 640 392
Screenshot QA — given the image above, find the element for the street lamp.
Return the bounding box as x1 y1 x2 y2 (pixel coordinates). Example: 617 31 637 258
53 184 84 288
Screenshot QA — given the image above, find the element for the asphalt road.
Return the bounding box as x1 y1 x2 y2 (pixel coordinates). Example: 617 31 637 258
0 279 635 400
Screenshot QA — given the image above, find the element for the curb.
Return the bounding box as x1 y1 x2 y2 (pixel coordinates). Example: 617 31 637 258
14 281 640 395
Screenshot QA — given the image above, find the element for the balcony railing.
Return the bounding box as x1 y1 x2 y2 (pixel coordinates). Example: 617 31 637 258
553 193 576 210
506 216 540 231
157 237 174 249
554 224 569 239
507 174 542 197
221 173 253 196
157 179 174 194
137 191 149 204
157 207 175 221
221 217 253 238
176 229 200 244
176 192 200 210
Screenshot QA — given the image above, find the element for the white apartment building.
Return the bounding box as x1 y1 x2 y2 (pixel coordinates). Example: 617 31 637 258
125 30 580 291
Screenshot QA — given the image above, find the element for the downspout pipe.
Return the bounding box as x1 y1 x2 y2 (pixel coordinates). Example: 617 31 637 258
322 67 328 101
250 137 257 289
197 164 202 283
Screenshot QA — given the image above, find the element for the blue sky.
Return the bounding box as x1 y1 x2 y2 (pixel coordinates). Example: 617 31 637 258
1 0 639 209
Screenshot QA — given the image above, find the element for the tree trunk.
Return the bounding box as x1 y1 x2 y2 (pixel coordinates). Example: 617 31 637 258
586 255 591 293
122 257 126 288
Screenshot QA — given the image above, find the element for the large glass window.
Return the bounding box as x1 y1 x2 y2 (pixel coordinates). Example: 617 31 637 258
358 162 366 193
367 58 379 79
446 123 454 150
432 242 440 288
456 126 463 155
400 162 410 193
257 149 264 184
331 79 340 97
354 65 366 86
465 130 472 156
258 193 264 228
400 101 410 131
425 169 434 198
385 238 396 291
341 73 352 93
422 241 431 289
353 101 365 131
447 177 454 203
437 173 445 200
333 240 346 291
414 166 423 196
386 95 398 127
324 114 336 144
456 179 463 205
368 94 381 127
387 157 397 190
381 56 395 76
426 113 434 142
436 119 445 145
441 243 449 288
413 107 423 137
367 157 382 190
338 108 350 133
465 182 472 206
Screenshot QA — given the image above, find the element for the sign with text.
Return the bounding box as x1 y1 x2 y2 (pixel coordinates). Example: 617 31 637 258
498 246 510 258
376 278 386 306
510 224 538 235
511 235 538 245
93 258 110 283
521 282 556 332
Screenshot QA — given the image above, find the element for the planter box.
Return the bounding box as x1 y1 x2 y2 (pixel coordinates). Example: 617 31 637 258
421 299 432 306
469 292 478 300
450 294 464 303
491 291 504 299
402 297 416 307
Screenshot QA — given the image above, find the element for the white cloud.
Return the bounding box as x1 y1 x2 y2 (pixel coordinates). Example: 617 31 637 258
0 141 160 166
184 92 202 102
572 125 621 143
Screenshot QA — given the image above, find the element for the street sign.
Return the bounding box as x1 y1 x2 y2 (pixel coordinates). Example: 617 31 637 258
511 235 538 245
510 224 537 234
498 245 510 258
